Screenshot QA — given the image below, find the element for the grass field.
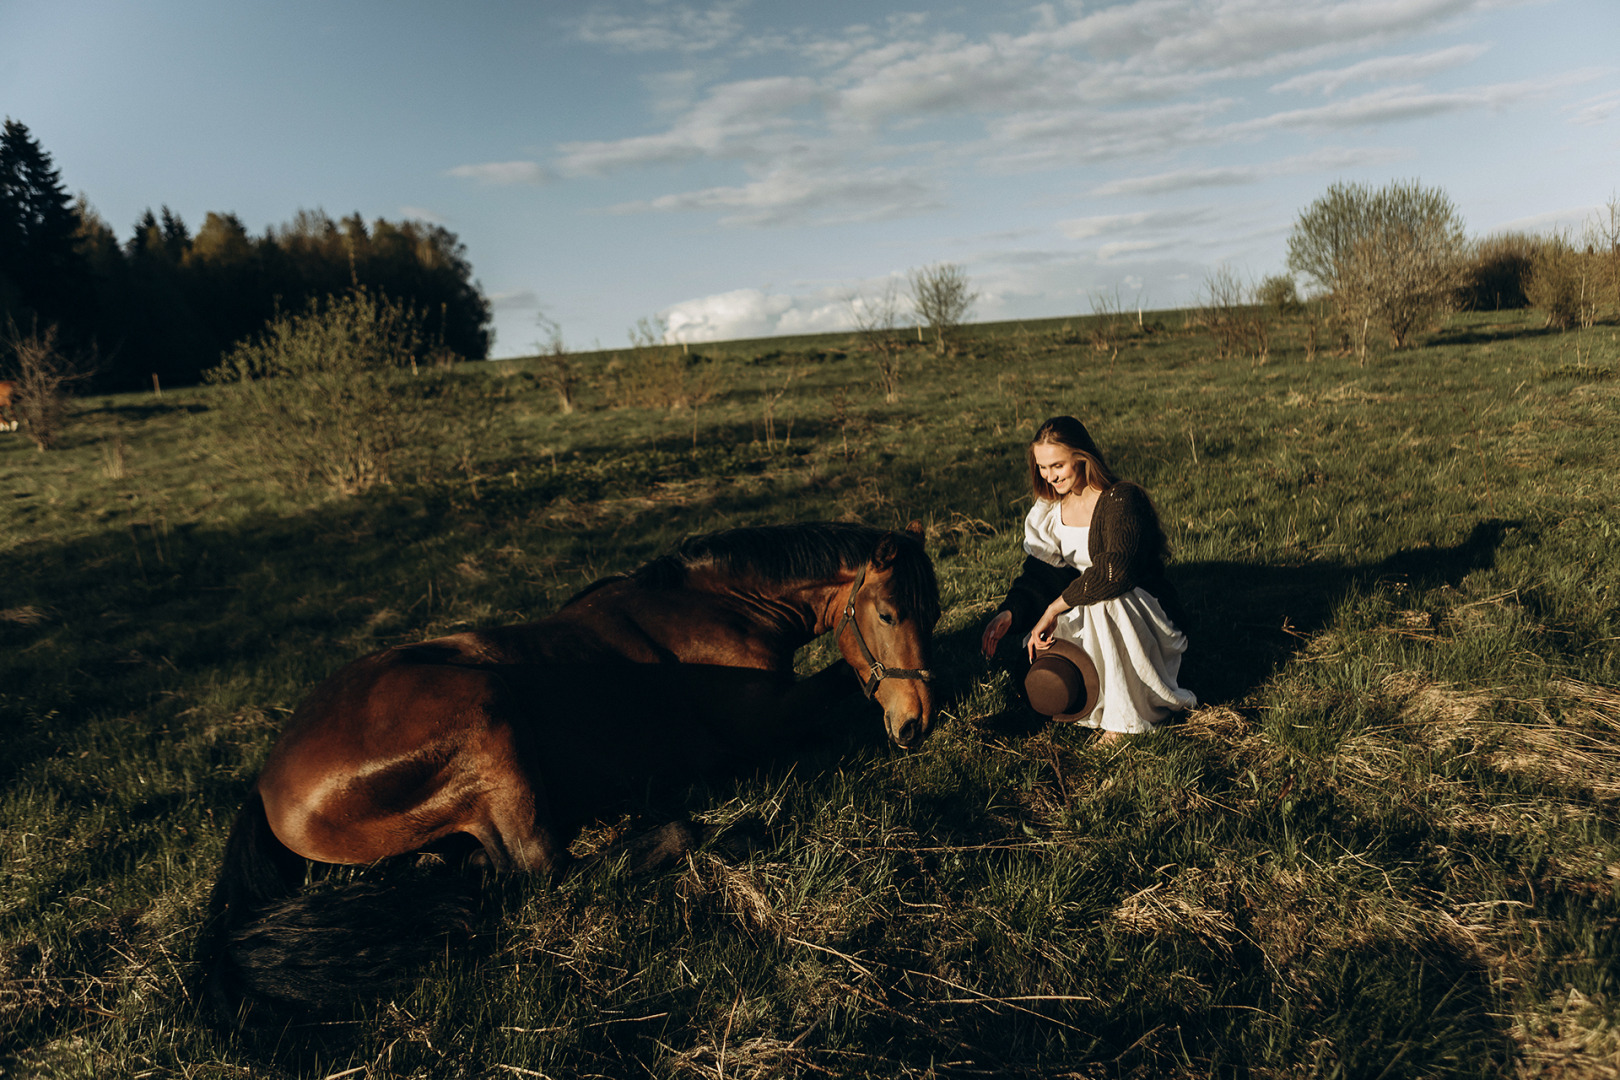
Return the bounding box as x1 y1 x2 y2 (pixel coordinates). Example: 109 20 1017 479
2 306 1618 1078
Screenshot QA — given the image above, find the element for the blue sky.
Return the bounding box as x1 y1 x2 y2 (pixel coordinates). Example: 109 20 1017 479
3 0 1616 355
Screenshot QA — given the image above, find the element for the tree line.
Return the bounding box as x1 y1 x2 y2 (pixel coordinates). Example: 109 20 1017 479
0 118 492 391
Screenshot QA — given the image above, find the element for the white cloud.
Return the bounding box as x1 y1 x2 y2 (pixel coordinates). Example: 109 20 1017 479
1565 89 1620 127
1269 43 1490 95
518 0 1569 236
1058 207 1218 239
491 289 541 310
1091 145 1411 196
612 166 942 227
1098 238 1171 262
1235 73 1597 134
662 280 914 341
663 288 796 342
575 3 748 53
398 205 447 225
446 161 552 185
556 76 822 174
1491 204 1605 235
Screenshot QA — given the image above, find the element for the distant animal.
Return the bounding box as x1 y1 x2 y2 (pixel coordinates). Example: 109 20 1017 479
0 381 18 431
195 521 939 1026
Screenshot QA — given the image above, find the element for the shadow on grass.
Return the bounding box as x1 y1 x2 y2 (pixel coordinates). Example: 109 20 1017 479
1176 518 1517 706
1427 322 1562 347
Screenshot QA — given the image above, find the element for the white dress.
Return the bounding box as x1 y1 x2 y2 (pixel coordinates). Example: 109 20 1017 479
1023 500 1196 734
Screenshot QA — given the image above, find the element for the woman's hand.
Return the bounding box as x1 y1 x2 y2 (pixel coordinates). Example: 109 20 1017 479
1026 598 1071 661
980 610 1013 657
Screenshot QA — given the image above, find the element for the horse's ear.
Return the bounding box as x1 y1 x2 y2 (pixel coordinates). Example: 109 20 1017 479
905 520 924 539
872 533 900 571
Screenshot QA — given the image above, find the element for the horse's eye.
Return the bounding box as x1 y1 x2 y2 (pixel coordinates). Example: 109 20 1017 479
879 612 896 626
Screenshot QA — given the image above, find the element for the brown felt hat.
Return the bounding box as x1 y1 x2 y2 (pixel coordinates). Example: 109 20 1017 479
1024 638 1100 723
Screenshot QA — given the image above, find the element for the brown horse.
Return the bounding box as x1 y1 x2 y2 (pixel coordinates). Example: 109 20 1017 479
197 521 939 1023
0 380 18 431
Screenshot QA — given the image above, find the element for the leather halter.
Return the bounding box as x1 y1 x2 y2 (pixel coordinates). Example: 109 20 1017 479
836 561 933 699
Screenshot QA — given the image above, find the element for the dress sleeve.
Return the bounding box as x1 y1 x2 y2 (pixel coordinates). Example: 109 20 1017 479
995 502 1079 637
1021 501 1065 567
1059 484 1152 608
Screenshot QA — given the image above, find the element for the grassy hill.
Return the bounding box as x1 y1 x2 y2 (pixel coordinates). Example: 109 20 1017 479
2 306 1618 1077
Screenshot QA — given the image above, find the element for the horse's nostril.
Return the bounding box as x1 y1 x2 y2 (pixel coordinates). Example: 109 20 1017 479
895 718 918 747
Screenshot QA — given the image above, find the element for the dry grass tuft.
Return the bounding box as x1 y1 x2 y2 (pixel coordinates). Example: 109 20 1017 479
1179 705 1254 744
1514 986 1620 1078
1113 875 1238 955
1383 670 1495 737
0 606 48 625
679 854 784 940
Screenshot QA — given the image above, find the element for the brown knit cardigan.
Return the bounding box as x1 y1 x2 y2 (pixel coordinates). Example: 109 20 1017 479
995 481 1187 641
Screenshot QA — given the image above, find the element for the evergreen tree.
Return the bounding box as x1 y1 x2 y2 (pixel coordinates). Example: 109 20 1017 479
0 118 86 331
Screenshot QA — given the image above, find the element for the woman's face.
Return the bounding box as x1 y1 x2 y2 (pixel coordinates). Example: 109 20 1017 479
1033 442 1084 497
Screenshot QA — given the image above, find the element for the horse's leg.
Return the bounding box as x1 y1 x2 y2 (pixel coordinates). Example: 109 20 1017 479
465 719 569 877
261 660 569 878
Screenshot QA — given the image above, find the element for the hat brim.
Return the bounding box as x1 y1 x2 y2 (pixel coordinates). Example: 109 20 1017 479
1024 637 1100 723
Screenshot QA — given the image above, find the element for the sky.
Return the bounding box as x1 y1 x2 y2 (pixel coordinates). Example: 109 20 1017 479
2 0 1616 356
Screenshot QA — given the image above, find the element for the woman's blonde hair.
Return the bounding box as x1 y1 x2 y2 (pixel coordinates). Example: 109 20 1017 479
1027 415 1117 501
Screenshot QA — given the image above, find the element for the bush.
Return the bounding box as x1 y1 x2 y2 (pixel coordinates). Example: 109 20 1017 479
1190 266 1269 362
1 318 87 451
1287 180 1467 348
1456 232 1538 311
1255 274 1304 315
607 315 714 410
1525 233 1601 330
205 290 433 494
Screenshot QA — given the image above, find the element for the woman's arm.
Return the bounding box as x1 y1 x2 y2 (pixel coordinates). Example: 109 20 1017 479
1057 483 1159 609
983 555 1078 656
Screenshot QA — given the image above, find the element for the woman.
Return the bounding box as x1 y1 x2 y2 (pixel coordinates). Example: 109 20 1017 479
980 416 1195 739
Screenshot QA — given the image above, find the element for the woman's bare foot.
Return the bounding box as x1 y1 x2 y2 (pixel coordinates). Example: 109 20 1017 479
1094 730 1126 745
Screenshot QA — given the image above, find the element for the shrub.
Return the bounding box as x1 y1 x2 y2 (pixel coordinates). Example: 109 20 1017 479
1255 274 1304 315
1287 180 1467 347
1 318 87 450
1456 232 1538 311
908 263 977 356
1525 233 1600 330
534 314 577 415
205 290 432 494
1190 266 1269 362
608 315 713 410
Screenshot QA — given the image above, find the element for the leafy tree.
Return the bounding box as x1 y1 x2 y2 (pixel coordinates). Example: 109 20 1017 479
908 263 977 356
1287 180 1466 348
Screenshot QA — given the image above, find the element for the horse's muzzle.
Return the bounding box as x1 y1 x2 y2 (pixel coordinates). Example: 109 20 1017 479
889 714 927 750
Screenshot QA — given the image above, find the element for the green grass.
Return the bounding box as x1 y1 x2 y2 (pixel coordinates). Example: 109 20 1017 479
2 308 1619 1077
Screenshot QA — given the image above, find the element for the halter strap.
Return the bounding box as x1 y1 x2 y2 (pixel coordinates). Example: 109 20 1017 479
836 561 933 699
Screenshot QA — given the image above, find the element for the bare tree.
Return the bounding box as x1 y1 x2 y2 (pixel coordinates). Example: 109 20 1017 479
848 281 905 403
1190 266 1269 363
3 319 87 451
1287 180 1467 348
534 314 577 415
908 263 978 356
1585 192 1620 315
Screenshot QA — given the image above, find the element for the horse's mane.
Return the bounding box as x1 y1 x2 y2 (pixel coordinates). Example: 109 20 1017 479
631 522 940 623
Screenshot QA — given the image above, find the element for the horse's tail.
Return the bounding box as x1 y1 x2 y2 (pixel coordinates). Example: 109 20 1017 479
193 790 477 1029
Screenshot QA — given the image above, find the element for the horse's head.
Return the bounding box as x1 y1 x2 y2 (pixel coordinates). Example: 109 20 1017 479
835 522 940 750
